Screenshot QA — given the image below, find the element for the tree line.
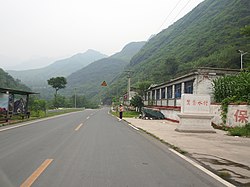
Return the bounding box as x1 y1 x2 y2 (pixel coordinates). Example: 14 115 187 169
29 76 98 117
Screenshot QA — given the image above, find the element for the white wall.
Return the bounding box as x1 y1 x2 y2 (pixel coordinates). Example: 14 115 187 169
159 104 249 127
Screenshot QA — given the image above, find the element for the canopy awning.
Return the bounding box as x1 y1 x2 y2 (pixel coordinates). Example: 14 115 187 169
0 87 38 95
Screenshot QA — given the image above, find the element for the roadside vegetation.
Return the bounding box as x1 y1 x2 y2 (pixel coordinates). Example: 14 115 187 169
213 71 250 137
112 110 140 118
0 108 82 127
0 76 97 126
228 123 250 137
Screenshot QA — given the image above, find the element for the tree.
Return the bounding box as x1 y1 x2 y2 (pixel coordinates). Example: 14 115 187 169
130 95 144 112
30 99 47 117
241 25 250 37
47 77 67 95
47 77 67 108
136 81 152 97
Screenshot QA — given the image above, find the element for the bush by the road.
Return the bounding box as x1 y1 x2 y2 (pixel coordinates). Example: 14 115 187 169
228 123 250 137
112 110 140 118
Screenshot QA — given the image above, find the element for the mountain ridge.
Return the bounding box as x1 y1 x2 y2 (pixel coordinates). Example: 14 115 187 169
129 0 250 82
64 41 146 100
105 0 250 102
8 49 107 87
0 68 30 91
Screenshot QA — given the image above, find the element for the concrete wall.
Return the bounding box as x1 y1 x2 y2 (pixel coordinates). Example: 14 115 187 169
159 104 249 127
211 104 250 127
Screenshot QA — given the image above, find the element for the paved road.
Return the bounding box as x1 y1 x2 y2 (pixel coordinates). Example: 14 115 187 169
0 108 226 187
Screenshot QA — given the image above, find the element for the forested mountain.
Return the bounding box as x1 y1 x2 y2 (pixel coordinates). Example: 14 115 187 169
8 49 107 88
107 0 250 99
64 42 146 100
0 68 30 91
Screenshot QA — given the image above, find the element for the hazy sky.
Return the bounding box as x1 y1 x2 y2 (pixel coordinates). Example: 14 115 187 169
0 0 204 69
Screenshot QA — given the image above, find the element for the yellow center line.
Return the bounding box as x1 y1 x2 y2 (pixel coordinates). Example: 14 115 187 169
20 159 53 187
75 123 83 131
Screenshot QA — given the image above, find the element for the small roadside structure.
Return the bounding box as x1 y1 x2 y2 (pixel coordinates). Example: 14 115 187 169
0 87 38 122
176 94 215 133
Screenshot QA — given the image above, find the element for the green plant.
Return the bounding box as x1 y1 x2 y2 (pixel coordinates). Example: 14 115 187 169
213 72 250 103
218 171 231 179
130 95 144 112
47 77 67 108
228 123 250 137
220 97 236 124
213 72 250 125
30 99 47 117
112 110 140 118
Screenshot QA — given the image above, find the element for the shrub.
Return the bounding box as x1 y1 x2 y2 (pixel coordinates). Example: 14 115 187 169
213 72 250 103
213 72 250 125
228 123 250 137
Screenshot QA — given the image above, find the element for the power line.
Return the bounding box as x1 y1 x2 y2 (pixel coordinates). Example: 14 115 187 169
172 0 193 23
156 0 182 32
156 0 195 34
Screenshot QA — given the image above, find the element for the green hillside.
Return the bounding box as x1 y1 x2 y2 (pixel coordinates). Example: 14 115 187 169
65 42 146 101
105 0 250 102
111 42 147 62
8 49 107 87
128 0 250 84
0 68 30 91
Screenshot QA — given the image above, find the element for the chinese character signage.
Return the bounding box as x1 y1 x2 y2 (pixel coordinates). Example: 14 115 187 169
181 94 210 114
234 109 248 123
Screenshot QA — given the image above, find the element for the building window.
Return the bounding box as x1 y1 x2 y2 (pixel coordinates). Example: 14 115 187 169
184 80 194 94
175 83 181 98
167 86 173 98
161 88 166 99
147 92 150 101
144 92 147 101
152 90 155 100
156 89 160 100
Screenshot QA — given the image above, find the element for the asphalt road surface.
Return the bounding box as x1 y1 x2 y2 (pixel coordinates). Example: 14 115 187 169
0 108 227 187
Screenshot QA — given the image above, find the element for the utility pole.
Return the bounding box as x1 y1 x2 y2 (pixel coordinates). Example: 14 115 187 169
238 50 248 70
125 70 133 105
74 88 77 108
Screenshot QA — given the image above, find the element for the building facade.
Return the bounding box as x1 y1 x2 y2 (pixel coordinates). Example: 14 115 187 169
144 68 240 107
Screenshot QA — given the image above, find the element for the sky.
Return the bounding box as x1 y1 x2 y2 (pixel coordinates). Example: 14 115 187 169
0 0 204 70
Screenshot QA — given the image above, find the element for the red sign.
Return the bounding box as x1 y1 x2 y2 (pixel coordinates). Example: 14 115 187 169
101 81 107 86
234 109 248 123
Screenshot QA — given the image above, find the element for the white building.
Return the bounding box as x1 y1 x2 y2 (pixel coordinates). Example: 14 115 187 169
144 67 240 107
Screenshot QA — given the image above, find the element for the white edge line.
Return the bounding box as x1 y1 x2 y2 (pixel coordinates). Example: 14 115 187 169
168 148 235 187
128 124 139 131
0 111 83 133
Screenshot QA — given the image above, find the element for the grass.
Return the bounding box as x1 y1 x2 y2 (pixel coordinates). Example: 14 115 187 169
112 110 141 118
0 108 83 127
217 171 231 179
228 123 250 137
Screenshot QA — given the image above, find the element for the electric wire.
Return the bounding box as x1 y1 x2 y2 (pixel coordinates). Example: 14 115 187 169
156 0 182 32
172 0 193 24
